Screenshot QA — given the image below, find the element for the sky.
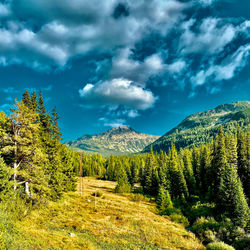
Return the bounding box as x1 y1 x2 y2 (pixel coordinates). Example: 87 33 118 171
0 0 249 141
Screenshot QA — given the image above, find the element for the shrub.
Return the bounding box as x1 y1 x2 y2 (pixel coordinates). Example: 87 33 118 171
206 242 235 250
115 183 131 194
188 202 215 222
162 207 182 216
130 193 148 202
233 238 250 250
169 213 189 227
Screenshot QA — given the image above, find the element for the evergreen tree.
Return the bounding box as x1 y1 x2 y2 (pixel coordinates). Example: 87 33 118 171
31 91 38 111
199 145 211 196
237 126 250 201
2 101 49 201
22 90 32 108
115 166 131 193
51 107 62 141
211 126 228 197
156 185 173 212
168 143 189 199
182 149 196 195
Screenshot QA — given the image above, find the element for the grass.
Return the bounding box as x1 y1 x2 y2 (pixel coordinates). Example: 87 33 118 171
6 178 204 249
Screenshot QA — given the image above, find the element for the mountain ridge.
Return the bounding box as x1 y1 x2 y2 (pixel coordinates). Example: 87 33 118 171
143 101 250 153
66 126 160 156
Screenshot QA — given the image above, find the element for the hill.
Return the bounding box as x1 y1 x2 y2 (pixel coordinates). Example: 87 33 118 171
144 101 250 153
6 178 203 249
66 126 159 156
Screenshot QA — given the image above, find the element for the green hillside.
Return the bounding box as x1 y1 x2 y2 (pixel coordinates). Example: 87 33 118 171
144 101 250 153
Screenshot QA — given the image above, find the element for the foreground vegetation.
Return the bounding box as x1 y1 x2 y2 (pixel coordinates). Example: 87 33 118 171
0 91 249 249
1 178 204 249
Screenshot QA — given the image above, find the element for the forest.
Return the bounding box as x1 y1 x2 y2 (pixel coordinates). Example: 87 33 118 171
0 91 249 249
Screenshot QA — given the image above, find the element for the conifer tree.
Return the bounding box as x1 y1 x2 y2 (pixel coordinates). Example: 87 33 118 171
211 126 228 197
192 147 201 192
31 91 38 111
2 101 49 200
237 126 250 201
115 166 131 193
51 107 62 141
168 143 189 199
156 185 173 212
200 145 211 196
212 127 249 227
22 89 32 108
182 149 196 195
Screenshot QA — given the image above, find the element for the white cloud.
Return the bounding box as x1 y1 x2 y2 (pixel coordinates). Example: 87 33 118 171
0 0 189 69
110 48 165 86
197 0 218 6
179 18 236 54
79 78 157 110
0 3 10 18
98 117 126 128
191 44 250 85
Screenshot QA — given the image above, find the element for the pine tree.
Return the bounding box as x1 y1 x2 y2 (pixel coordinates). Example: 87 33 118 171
237 126 250 201
211 126 228 197
182 149 196 195
31 91 38 111
115 166 131 193
22 90 32 108
51 107 62 141
200 145 211 196
2 101 49 201
168 143 189 199
156 185 173 212
212 127 249 227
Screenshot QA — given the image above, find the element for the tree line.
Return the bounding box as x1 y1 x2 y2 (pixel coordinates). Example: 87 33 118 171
77 125 249 247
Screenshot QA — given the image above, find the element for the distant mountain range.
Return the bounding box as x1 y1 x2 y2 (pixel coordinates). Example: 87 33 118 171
65 126 160 156
143 101 250 153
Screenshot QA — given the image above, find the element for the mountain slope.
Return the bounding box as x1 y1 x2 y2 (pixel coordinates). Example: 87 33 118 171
144 101 250 153
66 126 159 156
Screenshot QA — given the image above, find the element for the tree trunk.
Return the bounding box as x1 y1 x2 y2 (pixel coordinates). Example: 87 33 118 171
13 161 17 190
25 182 30 198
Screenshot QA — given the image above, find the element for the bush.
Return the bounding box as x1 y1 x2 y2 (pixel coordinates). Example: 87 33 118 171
188 202 215 222
206 242 235 250
130 193 148 202
169 213 189 227
162 207 182 216
115 183 131 194
233 238 250 250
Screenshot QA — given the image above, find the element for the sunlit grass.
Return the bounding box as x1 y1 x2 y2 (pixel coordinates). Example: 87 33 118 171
15 177 204 249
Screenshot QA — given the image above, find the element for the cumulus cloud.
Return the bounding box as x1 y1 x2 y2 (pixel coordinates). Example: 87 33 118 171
0 0 249 116
179 17 236 54
0 0 187 69
79 78 157 110
191 44 250 85
110 48 165 86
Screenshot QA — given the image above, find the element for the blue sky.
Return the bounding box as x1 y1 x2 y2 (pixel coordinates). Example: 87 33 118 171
0 0 249 141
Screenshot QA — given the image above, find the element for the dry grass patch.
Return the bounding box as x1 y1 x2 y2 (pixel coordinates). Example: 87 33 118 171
18 177 204 249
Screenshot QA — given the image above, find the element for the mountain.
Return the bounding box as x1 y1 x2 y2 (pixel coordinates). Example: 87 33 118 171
144 101 250 153
66 126 159 156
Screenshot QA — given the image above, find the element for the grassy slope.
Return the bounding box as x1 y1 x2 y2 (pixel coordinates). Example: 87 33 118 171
14 178 203 249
